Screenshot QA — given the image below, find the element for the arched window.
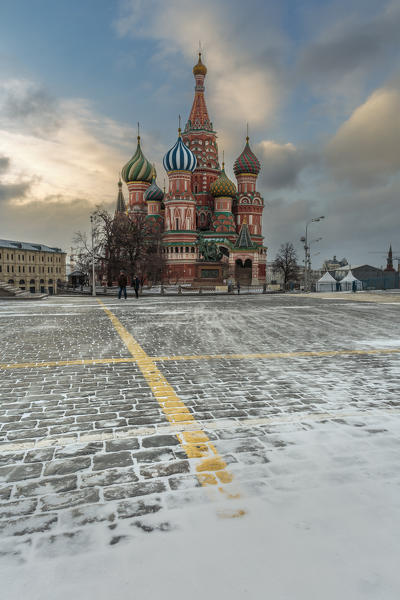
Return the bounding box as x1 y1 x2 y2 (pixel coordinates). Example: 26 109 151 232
244 259 252 268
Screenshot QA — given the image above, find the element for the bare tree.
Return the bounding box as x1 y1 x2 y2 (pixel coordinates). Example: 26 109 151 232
272 242 299 289
73 208 165 287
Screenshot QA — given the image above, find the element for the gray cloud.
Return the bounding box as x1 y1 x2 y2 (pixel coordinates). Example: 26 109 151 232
299 4 400 79
0 155 10 173
0 181 31 202
326 84 400 187
263 174 400 269
2 82 60 136
0 154 31 202
257 141 316 190
0 195 114 250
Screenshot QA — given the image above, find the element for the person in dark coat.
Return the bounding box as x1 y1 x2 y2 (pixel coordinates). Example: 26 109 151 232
133 276 140 299
118 271 127 299
237 281 241 294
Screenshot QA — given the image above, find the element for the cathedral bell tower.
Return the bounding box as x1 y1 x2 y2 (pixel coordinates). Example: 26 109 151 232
182 53 220 231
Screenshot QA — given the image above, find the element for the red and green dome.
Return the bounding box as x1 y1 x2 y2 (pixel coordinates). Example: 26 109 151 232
210 166 236 198
233 137 260 176
122 136 153 184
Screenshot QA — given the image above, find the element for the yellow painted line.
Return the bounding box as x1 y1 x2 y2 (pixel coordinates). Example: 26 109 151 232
153 348 400 361
97 300 236 492
2 347 400 370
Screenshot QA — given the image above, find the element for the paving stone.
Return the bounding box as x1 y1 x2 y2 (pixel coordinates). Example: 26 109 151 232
0 498 38 519
43 456 91 476
0 451 25 466
141 435 179 448
0 485 13 501
15 475 78 498
0 514 58 537
103 480 166 501
168 475 202 491
55 442 104 459
25 448 55 463
92 452 133 471
59 504 116 528
0 462 43 483
81 468 139 488
117 499 163 519
39 488 100 512
105 438 140 452
140 460 190 479
132 448 175 464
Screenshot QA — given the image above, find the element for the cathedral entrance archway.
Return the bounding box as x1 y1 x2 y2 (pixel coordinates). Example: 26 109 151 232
235 258 252 285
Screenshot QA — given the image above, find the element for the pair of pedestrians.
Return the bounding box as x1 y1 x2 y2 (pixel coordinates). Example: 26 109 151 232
118 271 140 299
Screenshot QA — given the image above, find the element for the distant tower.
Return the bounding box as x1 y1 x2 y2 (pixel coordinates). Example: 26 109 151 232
115 178 126 215
121 131 153 216
232 134 266 284
233 133 264 243
384 244 395 272
182 53 220 230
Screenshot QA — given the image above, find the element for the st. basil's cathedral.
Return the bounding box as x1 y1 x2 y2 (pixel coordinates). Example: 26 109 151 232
117 53 267 286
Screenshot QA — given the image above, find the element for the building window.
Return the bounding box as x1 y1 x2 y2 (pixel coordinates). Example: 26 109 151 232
175 218 179 230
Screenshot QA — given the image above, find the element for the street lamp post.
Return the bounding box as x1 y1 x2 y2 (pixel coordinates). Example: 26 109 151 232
302 216 325 292
90 215 96 297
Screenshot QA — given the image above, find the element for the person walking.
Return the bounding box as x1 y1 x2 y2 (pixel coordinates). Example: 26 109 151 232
118 270 127 300
133 275 140 299
237 281 241 294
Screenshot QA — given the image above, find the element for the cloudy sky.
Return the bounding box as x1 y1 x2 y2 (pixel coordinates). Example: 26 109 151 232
0 0 399 268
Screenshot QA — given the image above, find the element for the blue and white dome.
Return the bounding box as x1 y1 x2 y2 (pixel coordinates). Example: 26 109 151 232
163 133 197 173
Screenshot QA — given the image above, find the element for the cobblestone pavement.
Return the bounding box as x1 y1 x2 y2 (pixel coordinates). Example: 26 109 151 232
1 294 400 598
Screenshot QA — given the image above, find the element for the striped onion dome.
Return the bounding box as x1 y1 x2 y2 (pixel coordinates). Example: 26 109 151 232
163 131 197 173
121 136 153 184
210 165 236 197
144 174 164 203
233 137 261 177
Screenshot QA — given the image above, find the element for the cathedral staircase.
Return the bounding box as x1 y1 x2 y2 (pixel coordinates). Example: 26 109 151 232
0 281 48 300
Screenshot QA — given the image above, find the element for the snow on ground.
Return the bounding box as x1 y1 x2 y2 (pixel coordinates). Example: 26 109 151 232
1 294 400 599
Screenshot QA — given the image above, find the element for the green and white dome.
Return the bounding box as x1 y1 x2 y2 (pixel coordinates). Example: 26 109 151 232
121 136 153 184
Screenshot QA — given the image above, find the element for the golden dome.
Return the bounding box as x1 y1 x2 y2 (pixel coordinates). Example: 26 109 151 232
193 53 207 76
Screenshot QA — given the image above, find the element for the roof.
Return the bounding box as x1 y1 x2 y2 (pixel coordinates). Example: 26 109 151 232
235 222 254 249
340 270 361 282
317 271 337 282
0 239 65 253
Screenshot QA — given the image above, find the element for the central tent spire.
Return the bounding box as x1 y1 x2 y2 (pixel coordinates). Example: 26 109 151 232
185 52 212 133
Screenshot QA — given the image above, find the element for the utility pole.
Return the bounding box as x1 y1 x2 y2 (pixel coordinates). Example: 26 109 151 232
301 216 325 292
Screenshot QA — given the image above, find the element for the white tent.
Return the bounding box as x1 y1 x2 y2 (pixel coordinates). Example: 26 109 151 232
339 270 363 291
316 271 337 292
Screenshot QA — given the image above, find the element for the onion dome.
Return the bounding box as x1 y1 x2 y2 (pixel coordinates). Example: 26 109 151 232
163 130 197 172
233 136 261 177
121 136 153 183
210 164 236 197
193 52 207 76
144 173 164 203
